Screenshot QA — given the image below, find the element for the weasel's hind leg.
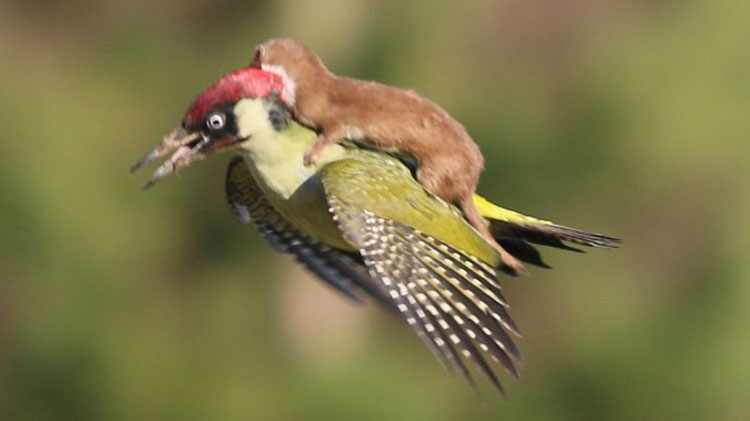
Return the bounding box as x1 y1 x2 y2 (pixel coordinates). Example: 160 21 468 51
461 196 528 276
416 162 528 275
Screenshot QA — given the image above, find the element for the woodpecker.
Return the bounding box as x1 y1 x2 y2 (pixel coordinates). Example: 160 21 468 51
132 66 619 395
250 38 529 276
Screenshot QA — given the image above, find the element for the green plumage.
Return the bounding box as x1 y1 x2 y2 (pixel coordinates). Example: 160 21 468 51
227 152 522 393
322 156 499 266
226 157 391 305
225 98 619 394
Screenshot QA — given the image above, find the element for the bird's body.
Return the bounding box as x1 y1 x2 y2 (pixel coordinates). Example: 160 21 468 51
132 66 620 395
232 98 499 264
227 100 521 390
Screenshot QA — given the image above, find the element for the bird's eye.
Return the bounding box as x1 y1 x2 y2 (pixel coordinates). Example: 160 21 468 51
206 112 226 131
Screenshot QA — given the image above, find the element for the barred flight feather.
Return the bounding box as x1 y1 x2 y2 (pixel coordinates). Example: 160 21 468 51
358 212 457 372
330 196 522 394
491 220 621 253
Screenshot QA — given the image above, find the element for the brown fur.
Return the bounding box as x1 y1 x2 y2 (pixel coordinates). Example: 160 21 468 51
253 38 526 274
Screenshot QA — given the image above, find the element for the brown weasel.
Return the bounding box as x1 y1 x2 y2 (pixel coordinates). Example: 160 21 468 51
251 37 526 275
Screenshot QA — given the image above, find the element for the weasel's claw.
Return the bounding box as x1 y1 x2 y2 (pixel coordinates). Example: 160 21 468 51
303 147 322 167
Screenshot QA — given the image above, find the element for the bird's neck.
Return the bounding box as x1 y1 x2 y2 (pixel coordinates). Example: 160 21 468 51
237 121 347 199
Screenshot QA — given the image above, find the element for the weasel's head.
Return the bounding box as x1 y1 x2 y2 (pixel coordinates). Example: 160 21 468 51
250 38 328 105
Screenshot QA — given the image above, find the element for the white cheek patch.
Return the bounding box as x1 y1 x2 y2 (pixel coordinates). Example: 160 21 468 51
261 63 296 106
234 99 274 139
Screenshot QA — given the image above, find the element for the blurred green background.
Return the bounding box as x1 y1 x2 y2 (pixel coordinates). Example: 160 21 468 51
1 0 748 419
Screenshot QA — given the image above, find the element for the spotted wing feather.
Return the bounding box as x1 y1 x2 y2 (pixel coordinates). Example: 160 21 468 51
321 158 522 395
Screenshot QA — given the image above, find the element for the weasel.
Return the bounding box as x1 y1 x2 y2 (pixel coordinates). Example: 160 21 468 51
251 37 526 275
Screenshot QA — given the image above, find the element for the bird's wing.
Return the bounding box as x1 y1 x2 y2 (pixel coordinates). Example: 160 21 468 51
225 157 392 307
320 155 521 395
474 195 621 268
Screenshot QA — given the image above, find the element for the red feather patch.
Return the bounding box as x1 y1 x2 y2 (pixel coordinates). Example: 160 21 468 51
183 67 286 128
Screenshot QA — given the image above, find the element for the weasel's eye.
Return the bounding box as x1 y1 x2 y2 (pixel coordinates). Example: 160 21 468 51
206 112 226 131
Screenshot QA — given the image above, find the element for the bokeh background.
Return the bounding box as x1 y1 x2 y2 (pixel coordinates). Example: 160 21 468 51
1 0 748 419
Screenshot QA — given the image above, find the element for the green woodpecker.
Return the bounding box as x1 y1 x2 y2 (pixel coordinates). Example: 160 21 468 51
132 67 619 395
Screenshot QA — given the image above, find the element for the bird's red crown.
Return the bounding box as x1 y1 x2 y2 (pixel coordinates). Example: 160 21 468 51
183 67 286 129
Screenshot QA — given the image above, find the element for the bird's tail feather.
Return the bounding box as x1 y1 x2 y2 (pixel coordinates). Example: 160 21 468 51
474 194 621 268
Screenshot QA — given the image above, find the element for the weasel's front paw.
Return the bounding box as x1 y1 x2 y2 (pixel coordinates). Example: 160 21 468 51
303 143 325 166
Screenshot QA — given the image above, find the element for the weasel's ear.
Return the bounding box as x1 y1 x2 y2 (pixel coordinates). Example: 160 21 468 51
250 46 263 67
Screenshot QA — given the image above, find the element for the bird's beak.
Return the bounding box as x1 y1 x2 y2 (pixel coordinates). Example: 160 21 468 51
130 126 209 189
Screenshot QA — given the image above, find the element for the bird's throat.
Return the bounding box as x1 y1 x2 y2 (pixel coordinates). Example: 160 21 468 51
234 105 352 251
234 100 345 199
